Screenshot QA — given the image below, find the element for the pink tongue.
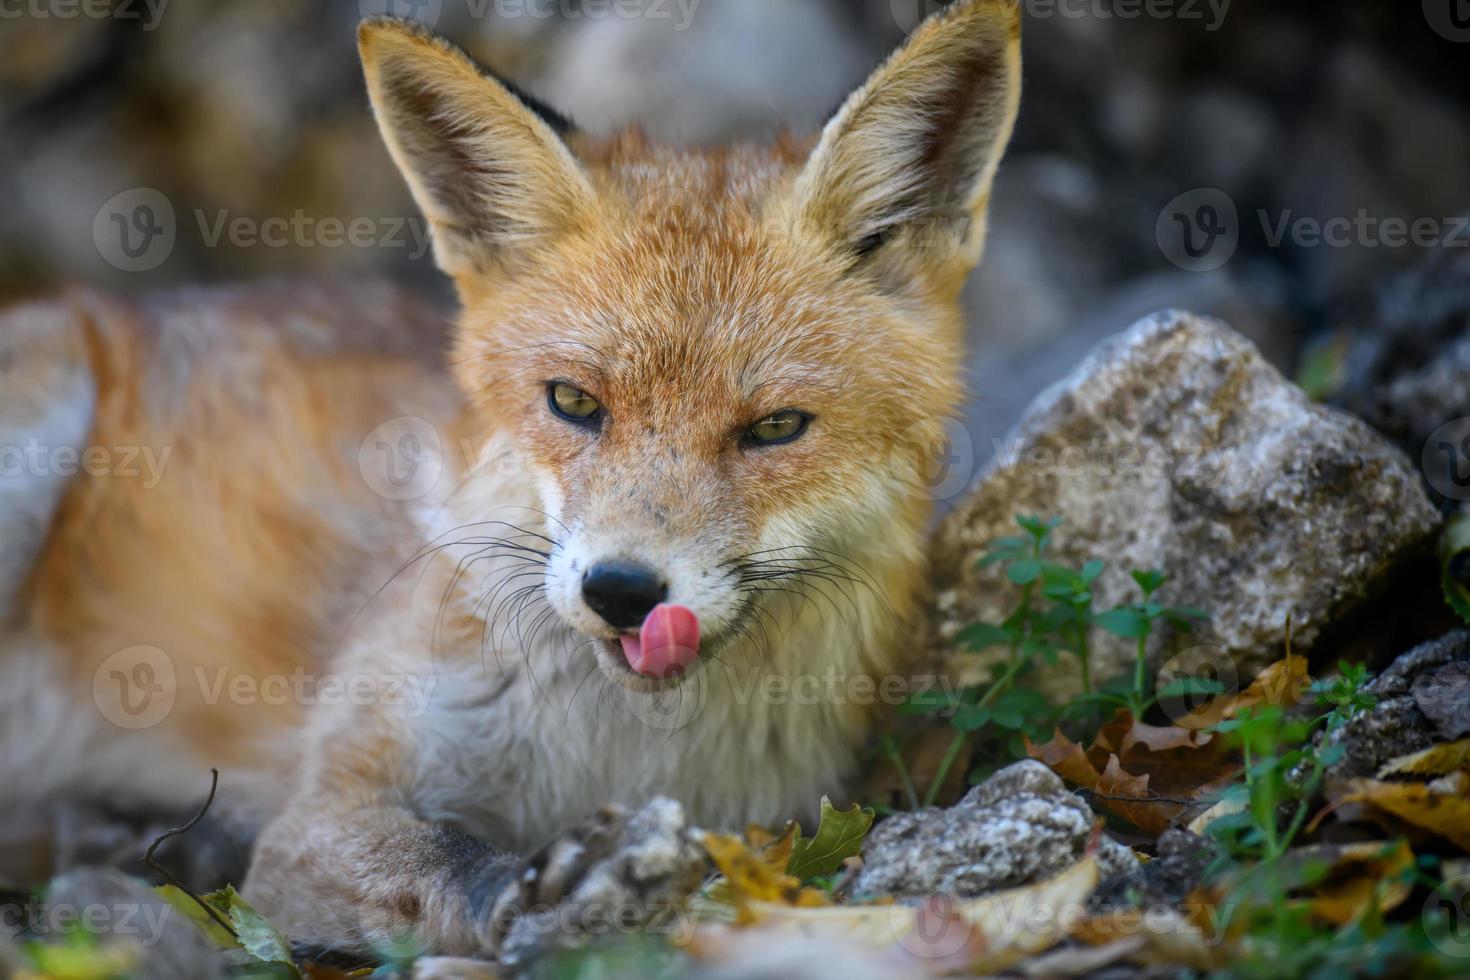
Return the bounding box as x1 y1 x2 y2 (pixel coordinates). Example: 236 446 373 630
619 604 700 679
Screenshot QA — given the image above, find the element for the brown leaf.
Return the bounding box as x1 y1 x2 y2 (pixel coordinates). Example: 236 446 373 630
1177 655 1311 730
1027 732 1200 835
1092 710 1235 796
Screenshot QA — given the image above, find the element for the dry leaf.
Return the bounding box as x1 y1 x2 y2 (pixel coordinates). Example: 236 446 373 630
1177 655 1311 730
703 832 830 915
1027 731 1210 835
1377 737 1470 778
1339 774 1470 852
1072 907 1220 971
738 854 1100 974
1302 841 1414 926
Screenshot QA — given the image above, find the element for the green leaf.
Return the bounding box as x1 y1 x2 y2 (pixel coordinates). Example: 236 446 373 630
1094 607 1149 638
991 703 1025 730
157 886 299 976
218 887 297 971
1080 559 1105 584
900 687 961 716
951 704 991 731
1007 560 1042 585
1156 677 1227 699
956 621 1012 652
1131 569 1167 596
788 797 875 881
155 885 237 948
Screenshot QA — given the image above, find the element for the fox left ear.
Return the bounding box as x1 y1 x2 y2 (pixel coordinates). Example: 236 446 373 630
358 18 595 284
787 0 1022 296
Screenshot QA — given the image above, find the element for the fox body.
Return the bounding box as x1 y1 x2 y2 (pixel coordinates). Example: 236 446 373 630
0 0 1021 956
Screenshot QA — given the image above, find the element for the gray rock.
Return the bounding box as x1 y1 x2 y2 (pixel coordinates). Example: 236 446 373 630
1318 630 1470 783
1090 829 1218 914
30 867 227 980
929 311 1442 697
494 798 706 968
852 761 1134 901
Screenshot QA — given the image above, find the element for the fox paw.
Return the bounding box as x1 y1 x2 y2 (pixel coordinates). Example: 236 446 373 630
485 798 706 965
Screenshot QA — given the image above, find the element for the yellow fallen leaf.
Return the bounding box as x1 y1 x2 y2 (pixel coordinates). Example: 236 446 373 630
702 831 830 917
1377 737 1470 778
1341 774 1470 852
1073 907 1220 972
738 854 1099 973
1304 840 1415 926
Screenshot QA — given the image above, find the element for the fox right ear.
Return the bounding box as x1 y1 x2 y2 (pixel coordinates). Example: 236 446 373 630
358 18 595 282
787 0 1022 298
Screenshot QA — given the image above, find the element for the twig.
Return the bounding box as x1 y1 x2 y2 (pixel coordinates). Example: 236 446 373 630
143 768 238 941
1081 789 1219 808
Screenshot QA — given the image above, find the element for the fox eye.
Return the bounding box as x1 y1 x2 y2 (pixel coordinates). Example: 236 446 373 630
549 383 602 423
745 409 810 446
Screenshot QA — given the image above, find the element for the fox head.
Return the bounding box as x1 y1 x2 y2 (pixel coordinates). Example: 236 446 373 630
359 0 1021 692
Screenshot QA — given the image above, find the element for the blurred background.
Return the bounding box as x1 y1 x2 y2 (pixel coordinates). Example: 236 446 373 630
1 0 1467 472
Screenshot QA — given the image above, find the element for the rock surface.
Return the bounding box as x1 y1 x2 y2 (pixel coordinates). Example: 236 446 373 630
494 798 706 968
929 311 1443 696
1317 630 1470 783
852 761 1134 901
28 868 227 980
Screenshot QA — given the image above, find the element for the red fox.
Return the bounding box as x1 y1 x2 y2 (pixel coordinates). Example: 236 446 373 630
0 0 1021 957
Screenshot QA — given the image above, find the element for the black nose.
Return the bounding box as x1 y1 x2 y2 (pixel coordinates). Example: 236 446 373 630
582 560 668 630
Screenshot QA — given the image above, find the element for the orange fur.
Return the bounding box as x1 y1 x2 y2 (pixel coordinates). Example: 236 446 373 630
2 0 1023 955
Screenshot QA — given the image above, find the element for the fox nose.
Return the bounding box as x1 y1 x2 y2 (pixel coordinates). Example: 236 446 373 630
582 560 668 630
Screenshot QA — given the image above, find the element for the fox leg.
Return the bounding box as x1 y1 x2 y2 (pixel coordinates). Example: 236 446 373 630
245 716 705 960
246 791 516 957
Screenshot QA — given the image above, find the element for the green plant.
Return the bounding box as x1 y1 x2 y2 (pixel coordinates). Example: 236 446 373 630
899 516 1206 806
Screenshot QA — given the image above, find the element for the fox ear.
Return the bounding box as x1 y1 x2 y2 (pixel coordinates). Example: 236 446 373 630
789 0 1021 295
358 18 594 281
